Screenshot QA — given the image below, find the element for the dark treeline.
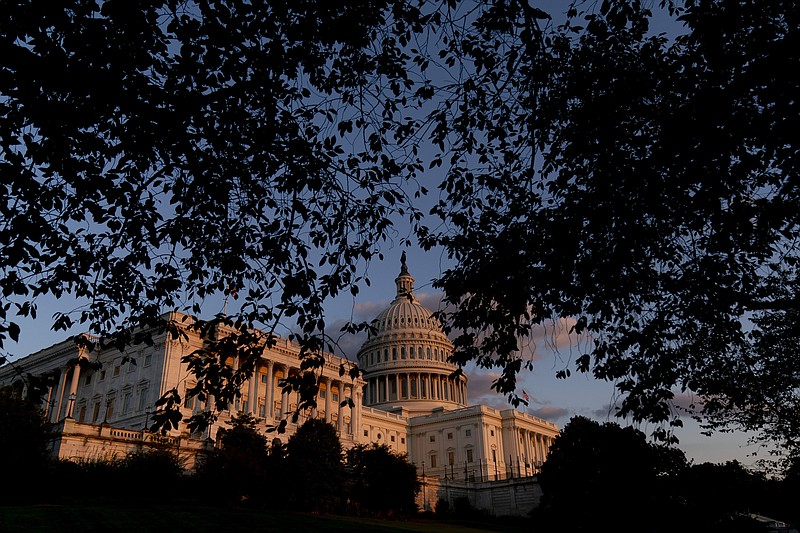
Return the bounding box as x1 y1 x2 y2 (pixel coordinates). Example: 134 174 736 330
2 392 798 531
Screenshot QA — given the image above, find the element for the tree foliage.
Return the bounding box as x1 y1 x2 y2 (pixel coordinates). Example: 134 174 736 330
285 418 345 511
537 416 687 530
1 0 799 456
426 0 800 454
195 412 280 504
536 416 797 531
0 389 52 501
346 443 420 516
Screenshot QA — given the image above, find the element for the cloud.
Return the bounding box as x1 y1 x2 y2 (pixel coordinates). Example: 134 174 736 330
416 291 451 313
589 389 706 422
530 405 571 422
324 318 368 360
352 300 389 323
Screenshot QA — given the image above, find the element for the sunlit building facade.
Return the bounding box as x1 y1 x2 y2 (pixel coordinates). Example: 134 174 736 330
0 258 558 480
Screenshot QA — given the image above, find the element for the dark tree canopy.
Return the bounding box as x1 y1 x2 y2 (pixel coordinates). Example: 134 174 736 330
346 443 420 515
1 0 799 456
196 412 278 504
285 418 345 511
0 389 52 501
537 416 687 530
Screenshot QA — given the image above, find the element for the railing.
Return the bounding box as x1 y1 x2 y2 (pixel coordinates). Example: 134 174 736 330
415 459 543 483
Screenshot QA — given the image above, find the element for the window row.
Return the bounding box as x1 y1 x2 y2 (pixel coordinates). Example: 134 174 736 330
364 345 449 365
81 354 153 387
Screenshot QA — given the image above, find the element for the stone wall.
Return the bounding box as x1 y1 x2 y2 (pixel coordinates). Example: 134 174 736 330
417 475 543 517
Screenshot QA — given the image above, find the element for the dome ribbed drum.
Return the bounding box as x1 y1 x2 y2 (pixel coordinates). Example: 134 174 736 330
357 254 468 416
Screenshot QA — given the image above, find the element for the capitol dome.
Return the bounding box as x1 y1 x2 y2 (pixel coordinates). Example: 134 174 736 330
357 253 468 416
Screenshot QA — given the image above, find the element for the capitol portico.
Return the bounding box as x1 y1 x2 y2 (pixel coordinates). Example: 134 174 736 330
0 256 559 486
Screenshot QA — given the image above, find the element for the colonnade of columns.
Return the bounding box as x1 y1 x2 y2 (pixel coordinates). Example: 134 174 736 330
244 359 362 437
46 349 88 423
365 372 466 405
517 428 554 470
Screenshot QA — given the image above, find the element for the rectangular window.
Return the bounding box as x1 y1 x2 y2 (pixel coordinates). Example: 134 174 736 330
83 374 92 387
392 348 397 360
401 347 406 359
333 392 339 402
364 430 369 437
92 402 101 423
143 354 152 367
430 455 437 468
127 360 136 373
466 449 474 463
259 402 266 417
260 374 268 383
430 435 436 442
390 435 395 442
447 432 453 440
448 450 455 466
106 397 115 420
122 392 132 415
490 429 495 437
401 437 405 444
465 429 471 437
78 404 87 423
138 388 148 411
113 366 120 377
320 389 326 399
184 395 195 410
99 370 106 382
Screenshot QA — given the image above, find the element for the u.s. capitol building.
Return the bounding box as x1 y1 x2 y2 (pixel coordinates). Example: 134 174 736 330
1 257 558 486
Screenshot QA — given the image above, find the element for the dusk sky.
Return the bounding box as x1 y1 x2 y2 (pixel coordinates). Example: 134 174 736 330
3 0 769 471
8 241 764 469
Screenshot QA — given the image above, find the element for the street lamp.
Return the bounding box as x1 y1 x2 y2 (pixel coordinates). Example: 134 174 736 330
66 393 76 419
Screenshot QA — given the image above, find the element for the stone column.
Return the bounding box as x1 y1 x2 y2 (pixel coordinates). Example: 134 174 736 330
354 388 362 440
50 369 67 423
525 430 533 472
535 434 543 467
264 360 274 418
324 376 332 422
280 367 290 419
337 381 344 433
248 361 259 415
66 363 82 418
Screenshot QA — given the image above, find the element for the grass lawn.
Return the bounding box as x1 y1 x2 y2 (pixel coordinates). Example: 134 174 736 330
0 503 530 533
